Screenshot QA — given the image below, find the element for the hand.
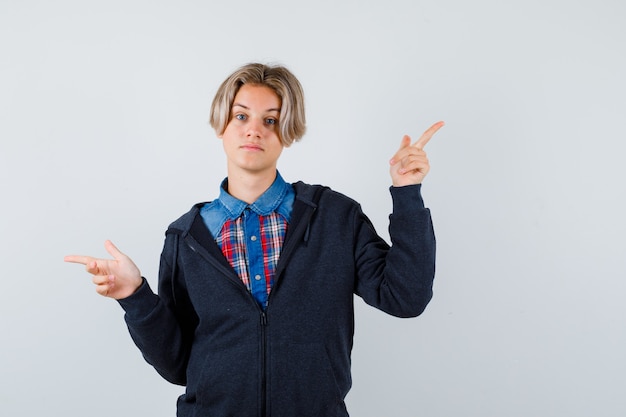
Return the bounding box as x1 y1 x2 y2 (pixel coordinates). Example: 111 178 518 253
389 121 444 187
64 240 143 299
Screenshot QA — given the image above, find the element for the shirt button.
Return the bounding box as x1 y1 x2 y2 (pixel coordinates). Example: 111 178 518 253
250 235 257 242
255 274 262 281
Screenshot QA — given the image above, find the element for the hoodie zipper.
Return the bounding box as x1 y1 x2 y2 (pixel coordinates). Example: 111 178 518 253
183 189 323 416
186 237 270 417
260 311 268 417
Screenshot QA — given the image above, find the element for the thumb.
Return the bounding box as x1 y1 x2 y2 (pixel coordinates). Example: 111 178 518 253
390 135 412 165
398 135 411 151
104 240 126 260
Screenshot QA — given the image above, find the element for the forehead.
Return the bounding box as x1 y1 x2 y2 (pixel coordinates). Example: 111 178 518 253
233 84 281 110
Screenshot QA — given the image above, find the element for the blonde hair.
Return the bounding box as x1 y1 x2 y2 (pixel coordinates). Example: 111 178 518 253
210 63 306 147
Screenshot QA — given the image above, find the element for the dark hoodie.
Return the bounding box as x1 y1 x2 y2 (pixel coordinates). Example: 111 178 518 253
118 181 436 417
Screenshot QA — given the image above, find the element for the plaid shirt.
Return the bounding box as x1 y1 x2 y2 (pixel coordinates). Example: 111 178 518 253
200 172 295 309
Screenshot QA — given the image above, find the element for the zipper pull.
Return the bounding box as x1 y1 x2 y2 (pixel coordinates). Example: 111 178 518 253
260 312 268 326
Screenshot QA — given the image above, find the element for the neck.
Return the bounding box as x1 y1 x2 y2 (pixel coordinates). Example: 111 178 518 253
226 168 277 204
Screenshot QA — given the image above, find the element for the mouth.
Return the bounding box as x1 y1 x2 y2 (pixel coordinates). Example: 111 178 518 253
240 143 264 151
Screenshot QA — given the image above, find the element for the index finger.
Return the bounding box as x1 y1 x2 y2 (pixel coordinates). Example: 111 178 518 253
413 121 445 149
64 255 94 266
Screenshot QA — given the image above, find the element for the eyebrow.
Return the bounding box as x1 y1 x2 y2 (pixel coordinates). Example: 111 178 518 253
232 103 281 113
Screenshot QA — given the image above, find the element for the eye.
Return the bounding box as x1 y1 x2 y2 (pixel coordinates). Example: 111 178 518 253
234 113 247 121
265 118 277 125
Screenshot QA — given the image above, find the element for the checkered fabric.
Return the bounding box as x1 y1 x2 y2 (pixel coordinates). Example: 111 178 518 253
216 212 288 304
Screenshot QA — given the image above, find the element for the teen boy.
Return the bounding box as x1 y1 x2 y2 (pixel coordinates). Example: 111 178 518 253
65 63 443 417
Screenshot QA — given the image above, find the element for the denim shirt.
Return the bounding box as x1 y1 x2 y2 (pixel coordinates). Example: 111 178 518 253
200 172 295 308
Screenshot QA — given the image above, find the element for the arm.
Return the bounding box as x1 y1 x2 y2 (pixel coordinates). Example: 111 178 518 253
65 237 195 385
353 122 443 317
353 185 436 317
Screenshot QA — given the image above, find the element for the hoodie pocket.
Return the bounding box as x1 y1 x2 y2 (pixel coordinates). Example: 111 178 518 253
190 343 261 417
269 342 348 417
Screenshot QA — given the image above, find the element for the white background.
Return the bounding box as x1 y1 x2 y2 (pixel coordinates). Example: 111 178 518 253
1 0 625 416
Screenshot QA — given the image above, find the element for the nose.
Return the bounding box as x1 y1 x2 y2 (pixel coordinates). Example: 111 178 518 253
246 118 263 138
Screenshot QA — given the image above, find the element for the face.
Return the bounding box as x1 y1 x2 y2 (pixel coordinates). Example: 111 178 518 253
219 84 283 179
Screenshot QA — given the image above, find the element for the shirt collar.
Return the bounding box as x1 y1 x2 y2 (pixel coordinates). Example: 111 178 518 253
218 171 291 218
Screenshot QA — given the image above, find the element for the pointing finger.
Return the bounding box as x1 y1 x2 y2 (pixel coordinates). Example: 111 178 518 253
413 121 444 150
64 255 94 266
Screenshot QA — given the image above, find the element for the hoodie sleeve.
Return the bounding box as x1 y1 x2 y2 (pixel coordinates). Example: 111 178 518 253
117 231 197 385
353 184 436 318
